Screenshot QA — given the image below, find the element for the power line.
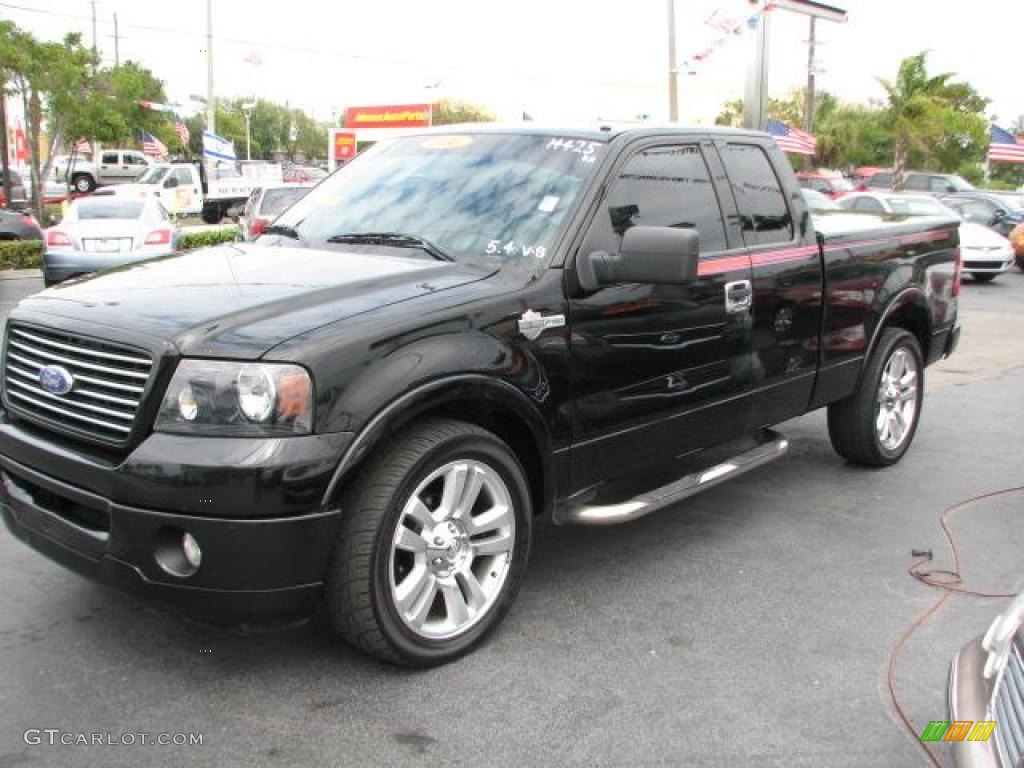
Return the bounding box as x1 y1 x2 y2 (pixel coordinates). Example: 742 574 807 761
0 0 674 93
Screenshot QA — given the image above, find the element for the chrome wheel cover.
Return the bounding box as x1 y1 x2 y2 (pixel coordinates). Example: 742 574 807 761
876 347 919 451
388 459 515 640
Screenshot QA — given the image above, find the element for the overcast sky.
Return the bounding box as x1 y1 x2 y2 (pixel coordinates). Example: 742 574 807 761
5 0 1022 129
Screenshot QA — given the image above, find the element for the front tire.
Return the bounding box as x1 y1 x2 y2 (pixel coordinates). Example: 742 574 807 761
325 419 532 666
201 206 223 224
828 328 924 466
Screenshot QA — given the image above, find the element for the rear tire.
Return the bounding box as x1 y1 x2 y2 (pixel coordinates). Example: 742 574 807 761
324 419 532 666
828 328 924 467
71 174 95 193
971 272 997 283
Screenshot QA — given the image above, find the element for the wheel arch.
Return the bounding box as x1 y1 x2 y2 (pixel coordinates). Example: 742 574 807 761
322 375 555 519
861 287 931 380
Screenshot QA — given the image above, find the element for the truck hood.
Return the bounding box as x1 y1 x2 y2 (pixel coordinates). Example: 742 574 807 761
96 183 158 198
18 244 495 358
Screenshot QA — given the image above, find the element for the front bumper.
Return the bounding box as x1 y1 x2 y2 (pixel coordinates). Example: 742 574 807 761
949 637 999 768
0 412 351 622
962 249 1015 275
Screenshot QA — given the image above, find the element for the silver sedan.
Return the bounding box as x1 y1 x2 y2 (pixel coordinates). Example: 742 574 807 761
43 197 181 286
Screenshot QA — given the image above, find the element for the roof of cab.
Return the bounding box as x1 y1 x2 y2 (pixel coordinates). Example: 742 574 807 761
401 122 772 143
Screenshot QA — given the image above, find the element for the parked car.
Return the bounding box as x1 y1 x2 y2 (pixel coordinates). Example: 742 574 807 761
838 192 1014 281
796 170 853 199
42 196 179 286
283 165 327 184
53 149 152 193
238 184 313 241
864 170 974 195
941 192 1024 238
0 209 42 240
0 169 29 208
948 590 1024 768
801 188 840 212
0 125 960 666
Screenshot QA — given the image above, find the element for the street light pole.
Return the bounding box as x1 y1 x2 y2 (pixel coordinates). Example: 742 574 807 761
667 0 678 122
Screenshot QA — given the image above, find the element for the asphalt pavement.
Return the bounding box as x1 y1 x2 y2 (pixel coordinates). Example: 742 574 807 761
0 270 1022 768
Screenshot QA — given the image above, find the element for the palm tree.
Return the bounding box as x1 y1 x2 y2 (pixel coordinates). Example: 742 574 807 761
877 53 953 190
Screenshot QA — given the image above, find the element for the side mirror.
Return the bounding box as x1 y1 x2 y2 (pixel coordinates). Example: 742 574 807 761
164 177 179 188
577 226 699 291
992 209 1005 223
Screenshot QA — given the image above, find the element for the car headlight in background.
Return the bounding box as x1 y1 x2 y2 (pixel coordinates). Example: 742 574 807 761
155 360 313 436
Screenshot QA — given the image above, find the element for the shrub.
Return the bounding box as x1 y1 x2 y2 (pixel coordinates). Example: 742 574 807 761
179 227 240 251
0 240 43 269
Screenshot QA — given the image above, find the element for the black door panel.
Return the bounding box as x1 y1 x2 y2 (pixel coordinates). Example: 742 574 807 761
567 141 754 496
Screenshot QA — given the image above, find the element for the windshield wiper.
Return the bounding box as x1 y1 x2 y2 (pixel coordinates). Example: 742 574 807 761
325 232 453 262
263 223 303 240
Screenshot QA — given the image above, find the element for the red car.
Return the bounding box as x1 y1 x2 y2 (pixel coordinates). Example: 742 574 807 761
796 170 853 199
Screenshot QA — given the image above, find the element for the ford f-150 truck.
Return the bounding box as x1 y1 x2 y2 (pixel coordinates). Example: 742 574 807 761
0 126 961 666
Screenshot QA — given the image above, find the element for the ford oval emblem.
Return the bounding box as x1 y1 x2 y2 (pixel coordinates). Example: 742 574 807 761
38 364 74 396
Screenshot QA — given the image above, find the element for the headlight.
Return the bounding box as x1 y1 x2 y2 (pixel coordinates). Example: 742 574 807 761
155 360 313 436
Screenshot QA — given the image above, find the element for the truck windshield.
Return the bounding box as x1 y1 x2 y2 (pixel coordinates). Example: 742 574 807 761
271 133 606 269
138 166 170 185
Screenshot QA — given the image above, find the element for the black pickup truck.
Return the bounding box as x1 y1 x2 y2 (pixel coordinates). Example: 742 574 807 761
0 126 960 665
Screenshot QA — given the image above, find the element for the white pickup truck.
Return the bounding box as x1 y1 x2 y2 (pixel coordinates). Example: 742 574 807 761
97 161 284 223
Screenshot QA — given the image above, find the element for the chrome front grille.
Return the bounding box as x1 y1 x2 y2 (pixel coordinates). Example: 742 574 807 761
3 324 153 445
993 640 1024 768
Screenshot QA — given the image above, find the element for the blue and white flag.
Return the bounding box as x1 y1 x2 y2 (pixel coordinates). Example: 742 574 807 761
202 131 236 162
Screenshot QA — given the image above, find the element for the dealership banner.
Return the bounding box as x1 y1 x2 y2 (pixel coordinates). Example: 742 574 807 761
344 104 431 129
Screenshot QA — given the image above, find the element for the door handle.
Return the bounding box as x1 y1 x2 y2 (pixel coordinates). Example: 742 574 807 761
725 280 753 314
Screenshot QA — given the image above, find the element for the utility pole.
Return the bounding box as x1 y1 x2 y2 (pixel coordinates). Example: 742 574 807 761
204 0 216 190
113 13 120 67
90 1 98 61
804 16 816 133
667 0 678 122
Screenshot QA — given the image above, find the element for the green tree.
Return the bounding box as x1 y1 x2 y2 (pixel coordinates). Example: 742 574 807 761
877 52 988 189
431 98 495 125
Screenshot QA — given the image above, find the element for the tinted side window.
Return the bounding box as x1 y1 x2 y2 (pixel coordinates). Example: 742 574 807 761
125 154 146 166
171 168 193 184
101 152 119 165
868 172 892 188
719 143 793 246
853 197 884 213
608 144 727 254
904 174 929 191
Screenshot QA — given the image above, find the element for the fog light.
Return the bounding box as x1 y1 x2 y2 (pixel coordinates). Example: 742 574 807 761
182 532 202 569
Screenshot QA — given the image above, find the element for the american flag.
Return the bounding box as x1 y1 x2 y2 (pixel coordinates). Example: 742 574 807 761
175 121 190 146
141 131 168 158
73 137 91 154
988 124 1024 164
767 119 817 156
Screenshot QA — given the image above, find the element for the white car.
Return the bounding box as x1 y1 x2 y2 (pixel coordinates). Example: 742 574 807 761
43 197 180 286
838 192 1015 282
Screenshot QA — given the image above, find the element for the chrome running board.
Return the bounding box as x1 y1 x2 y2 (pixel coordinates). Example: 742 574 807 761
558 430 789 526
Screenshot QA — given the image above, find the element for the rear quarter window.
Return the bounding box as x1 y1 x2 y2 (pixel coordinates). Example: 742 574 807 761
719 143 794 246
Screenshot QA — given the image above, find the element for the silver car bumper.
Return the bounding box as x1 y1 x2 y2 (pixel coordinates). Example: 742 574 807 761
42 250 176 284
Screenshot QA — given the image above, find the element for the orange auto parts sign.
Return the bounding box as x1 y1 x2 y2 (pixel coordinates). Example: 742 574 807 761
344 104 431 129
333 132 356 161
